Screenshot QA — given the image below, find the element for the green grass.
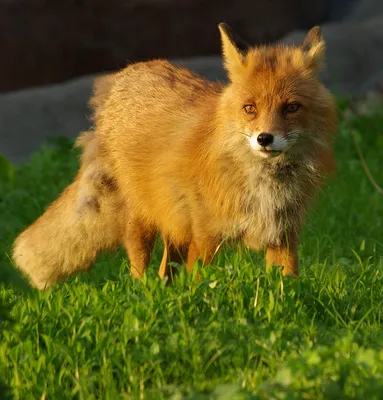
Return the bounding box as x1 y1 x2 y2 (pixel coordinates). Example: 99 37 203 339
1 105 383 399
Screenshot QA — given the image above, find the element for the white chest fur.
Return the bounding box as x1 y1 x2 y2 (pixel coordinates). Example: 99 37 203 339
224 162 311 249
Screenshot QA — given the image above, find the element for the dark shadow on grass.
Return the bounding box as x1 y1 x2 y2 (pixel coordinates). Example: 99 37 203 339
0 259 32 292
0 256 29 399
70 248 134 288
0 297 15 400
0 381 13 400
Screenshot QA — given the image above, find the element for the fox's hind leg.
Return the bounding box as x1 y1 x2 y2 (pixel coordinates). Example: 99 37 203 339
122 218 156 278
158 236 188 280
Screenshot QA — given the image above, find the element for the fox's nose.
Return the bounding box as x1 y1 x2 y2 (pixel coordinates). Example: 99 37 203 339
257 133 274 147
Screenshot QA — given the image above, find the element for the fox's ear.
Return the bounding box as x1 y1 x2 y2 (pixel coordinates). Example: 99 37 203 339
301 26 326 70
218 23 249 80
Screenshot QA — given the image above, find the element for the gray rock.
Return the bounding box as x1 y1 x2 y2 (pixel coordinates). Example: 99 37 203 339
0 75 95 163
347 0 383 21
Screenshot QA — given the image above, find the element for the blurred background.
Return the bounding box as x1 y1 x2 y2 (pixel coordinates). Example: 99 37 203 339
0 0 382 162
0 0 357 92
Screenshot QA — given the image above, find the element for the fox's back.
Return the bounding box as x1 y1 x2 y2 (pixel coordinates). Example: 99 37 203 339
97 61 222 241
98 60 221 152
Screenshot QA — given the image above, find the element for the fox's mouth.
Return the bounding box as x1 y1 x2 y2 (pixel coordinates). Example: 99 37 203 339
258 148 282 158
243 132 292 158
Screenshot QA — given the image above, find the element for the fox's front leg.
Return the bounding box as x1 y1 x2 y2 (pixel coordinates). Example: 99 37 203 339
265 233 299 277
187 236 221 278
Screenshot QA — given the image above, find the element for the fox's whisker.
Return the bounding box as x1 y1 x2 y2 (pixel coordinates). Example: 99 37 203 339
285 130 304 137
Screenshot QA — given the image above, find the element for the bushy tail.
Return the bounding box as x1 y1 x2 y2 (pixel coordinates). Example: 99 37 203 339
12 133 123 289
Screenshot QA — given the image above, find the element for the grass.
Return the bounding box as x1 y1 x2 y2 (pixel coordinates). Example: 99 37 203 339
1 103 383 399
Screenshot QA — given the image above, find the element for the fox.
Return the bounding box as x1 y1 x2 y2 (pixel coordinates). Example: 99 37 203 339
12 23 337 290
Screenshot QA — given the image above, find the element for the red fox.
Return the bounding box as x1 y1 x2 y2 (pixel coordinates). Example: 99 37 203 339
12 23 337 289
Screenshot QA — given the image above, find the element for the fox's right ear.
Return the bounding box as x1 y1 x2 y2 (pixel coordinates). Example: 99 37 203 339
301 26 326 71
218 23 249 80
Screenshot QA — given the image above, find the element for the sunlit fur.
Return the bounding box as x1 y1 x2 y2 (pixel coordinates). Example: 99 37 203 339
12 24 337 289
12 132 124 289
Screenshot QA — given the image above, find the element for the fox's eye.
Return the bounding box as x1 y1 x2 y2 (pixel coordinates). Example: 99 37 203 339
285 103 300 113
244 104 257 115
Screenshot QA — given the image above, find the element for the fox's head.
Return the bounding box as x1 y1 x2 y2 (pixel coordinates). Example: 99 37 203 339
217 23 337 162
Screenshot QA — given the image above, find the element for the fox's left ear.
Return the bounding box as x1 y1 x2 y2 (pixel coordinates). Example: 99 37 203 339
301 26 326 71
218 23 250 80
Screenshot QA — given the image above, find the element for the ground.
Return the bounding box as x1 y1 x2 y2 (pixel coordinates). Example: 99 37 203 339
0 101 383 399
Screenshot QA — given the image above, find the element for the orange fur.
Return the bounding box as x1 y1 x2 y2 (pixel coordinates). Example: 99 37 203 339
12 24 337 289
12 132 124 289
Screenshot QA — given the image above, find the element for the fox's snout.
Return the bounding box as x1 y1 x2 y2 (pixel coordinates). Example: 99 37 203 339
247 131 293 158
256 133 274 147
